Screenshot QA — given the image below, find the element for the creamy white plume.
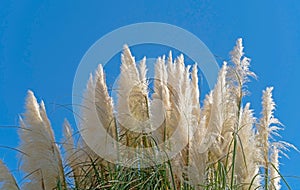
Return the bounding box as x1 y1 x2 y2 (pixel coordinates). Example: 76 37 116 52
18 90 65 190
0 159 19 190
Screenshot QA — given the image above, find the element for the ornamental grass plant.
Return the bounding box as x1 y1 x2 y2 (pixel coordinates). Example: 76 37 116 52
0 39 296 190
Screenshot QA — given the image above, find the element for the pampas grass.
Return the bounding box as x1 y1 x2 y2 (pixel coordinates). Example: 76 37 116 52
0 39 296 190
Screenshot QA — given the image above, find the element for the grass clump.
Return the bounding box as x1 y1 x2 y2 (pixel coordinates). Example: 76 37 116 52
0 38 297 190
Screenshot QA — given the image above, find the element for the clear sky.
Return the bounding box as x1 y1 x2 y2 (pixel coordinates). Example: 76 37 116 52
0 1 299 189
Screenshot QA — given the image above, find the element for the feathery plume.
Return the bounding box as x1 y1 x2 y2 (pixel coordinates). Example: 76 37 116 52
62 119 81 186
18 90 65 190
151 56 170 143
269 145 280 190
95 64 116 139
258 87 278 168
230 38 244 67
80 74 113 187
236 103 260 189
188 67 208 188
62 119 75 165
118 45 150 148
207 62 228 162
0 160 19 190
229 38 255 93
258 87 289 189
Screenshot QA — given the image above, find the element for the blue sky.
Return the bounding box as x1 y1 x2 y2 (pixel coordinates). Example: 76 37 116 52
0 1 299 188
